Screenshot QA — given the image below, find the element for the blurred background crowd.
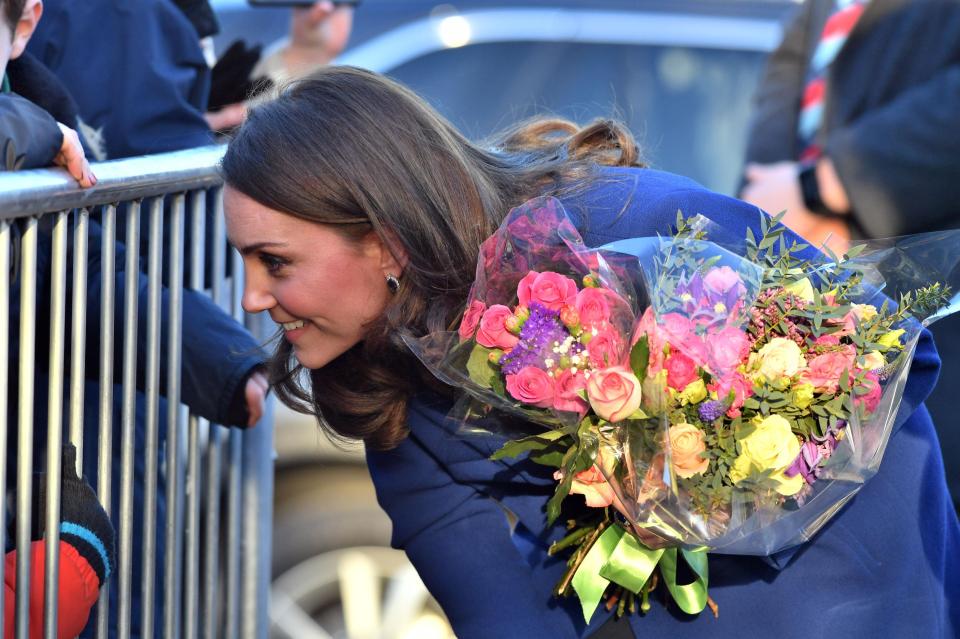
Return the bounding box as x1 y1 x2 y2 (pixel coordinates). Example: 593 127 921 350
2 0 957 636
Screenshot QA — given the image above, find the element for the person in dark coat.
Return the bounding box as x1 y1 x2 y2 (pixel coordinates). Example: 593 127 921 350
0 0 92 182
219 67 958 638
738 0 960 509
25 0 213 160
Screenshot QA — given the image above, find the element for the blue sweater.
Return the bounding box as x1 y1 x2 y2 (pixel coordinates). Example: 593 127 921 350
366 167 960 638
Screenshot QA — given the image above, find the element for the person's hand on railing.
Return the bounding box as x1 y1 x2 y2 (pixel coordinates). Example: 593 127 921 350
244 369 270 427
54 122 96 188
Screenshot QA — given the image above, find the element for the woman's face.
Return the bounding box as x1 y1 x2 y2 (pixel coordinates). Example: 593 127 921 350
224 186 396 369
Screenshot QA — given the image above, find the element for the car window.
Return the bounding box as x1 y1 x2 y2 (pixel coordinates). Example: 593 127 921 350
386 41 766 195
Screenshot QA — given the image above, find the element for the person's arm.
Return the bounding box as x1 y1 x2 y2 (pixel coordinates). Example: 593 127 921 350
366 428 587 639
824 64 960 237
740 1 812 169
0 93 62 169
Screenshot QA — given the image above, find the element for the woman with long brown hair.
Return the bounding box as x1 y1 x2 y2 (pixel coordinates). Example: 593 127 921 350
221 66 959 638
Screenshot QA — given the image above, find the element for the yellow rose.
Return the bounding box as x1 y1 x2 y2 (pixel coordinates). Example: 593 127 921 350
784 278 815 302
668 422 709 478
730 414 802 495
792 383 814 410
860 350 885 371
850 304 878 323
755 337 807 381
877 329 906 350
677 378 707 406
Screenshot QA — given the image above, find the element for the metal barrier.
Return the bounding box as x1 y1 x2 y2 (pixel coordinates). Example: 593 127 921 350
0 145 274 639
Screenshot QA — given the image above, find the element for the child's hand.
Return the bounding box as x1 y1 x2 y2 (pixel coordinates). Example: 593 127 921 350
54 122 96 187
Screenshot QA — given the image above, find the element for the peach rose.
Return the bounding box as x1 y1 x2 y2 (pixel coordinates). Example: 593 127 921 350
668 422 709 478
505 366 555 408
586 366 643 422
553 368 589 414
475 304 519 350
517 271 578 311
854 371 882 413
458 300 487 341
556 465 616 508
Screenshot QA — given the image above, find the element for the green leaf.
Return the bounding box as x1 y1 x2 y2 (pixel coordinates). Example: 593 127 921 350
466 343 497 389
630 335 650 382
490 430 568 461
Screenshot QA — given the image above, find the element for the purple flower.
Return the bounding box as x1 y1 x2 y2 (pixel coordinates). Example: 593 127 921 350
698 400 725 423
785 426 842 485
500 303 578 375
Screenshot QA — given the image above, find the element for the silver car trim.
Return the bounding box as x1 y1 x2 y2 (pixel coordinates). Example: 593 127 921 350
336 9 781 72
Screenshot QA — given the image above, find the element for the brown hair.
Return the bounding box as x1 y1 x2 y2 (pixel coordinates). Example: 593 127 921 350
222 66 643 450
2 0 25 32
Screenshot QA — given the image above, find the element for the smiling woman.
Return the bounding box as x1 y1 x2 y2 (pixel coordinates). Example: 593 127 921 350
224 186 399 370
219 65 960 639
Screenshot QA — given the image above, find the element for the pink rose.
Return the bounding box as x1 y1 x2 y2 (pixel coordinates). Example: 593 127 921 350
505 366 555 408
708 372 754 418
634 307 665 374
517 271 579 311
586 366 643 422
458 300 487 341
706 326 751 375
660 313 707 361
802 346 856 393
814 333 841 347
554 464 615 508
553 368 588 415
587 326 627 369
854 371 882 413
476 305 520 350
575 287 611 328
703 266 745 296
664 352 698 390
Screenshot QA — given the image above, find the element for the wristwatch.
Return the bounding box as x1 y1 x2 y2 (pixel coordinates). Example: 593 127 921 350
798 163 847 219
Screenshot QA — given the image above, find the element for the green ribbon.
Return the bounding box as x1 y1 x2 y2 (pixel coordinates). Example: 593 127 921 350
570 525 710 622
1 74 10 95
571 525 624 623
598 531 664 593
659 547 710 615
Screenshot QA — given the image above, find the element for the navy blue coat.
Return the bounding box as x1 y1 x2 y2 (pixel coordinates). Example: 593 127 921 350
366 168 960 638
26 0 212 160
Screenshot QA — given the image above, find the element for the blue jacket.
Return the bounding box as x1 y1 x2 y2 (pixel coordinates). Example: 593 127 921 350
366 167 960 638
26 0 212 160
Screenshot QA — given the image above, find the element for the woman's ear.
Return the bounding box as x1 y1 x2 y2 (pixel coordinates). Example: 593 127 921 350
364 229 408 278
10 0 42 61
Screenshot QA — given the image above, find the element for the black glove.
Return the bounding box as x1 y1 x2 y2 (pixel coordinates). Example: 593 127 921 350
208 40 273 111
20 445 117 586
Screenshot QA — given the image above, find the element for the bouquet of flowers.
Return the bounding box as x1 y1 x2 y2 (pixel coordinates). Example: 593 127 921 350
404 196 958 622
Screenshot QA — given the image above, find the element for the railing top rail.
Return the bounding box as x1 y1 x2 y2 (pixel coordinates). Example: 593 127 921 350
0 145 226 219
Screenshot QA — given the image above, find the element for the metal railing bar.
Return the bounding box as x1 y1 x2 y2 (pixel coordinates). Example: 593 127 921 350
0 146 226 219
116 201 141 639
0 220 10 635
203 187 227 639
163 194 186 639
224 247 245 639
95 204 117 639
42 210 69 639
69 208 89 464
15 216 38 639
141 197 165 639
183 190 207 639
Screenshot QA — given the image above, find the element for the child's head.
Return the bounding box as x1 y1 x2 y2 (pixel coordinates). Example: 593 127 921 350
0 0 40 77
